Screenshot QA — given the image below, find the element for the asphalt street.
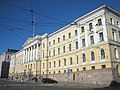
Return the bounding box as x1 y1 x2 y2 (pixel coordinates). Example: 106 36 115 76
0 79 120 90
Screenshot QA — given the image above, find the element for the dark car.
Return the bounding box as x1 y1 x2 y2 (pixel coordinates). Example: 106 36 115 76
42 78 57 84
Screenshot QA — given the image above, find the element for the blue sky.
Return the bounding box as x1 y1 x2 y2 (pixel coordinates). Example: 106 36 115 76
0 0 120 54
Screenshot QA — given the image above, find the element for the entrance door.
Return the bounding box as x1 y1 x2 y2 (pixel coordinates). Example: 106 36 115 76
73 73 75 81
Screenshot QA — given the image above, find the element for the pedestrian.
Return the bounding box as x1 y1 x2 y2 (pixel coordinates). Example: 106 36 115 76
21 78 24 84
35 77 38 83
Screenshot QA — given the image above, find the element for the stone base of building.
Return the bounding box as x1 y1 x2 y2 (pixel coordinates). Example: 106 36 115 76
47 68 114 87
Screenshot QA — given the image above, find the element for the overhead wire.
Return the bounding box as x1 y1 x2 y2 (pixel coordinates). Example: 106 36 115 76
0 0 68 24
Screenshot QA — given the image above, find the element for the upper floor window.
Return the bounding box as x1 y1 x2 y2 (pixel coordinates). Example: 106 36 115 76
53 40 55 45
75 41 78 49
69 43 72 51
117 21 119 26
63 35 65 41
63 58 66 66
58 38 60 43
54 61 56 67
90 35 94 44
98 18 102 26
81 26 84 33
89 23 93 31
82 38 86 47
49 62 51 68
99 32 104 42
58 48 60 54
49 42 51 46
76 55 78 64
75 30 78 36
43 63 45 69
114 48 119 59
101 49 105 59
112 30 116 41
58 60 61 67
70 57 72 65
63 46 65 53
49 51 51 57
68 33 71 38
43 52 45 58
110 18 113 24
82 53 86 62
91 52 95 61
53 49 55 56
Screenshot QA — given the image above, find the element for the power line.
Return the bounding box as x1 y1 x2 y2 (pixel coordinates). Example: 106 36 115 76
9 29 25 41
0 0 68 24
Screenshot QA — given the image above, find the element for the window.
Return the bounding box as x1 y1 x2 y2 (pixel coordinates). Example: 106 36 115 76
43 43 45 48
91 66 95 70
89 23 93 31
114 48 119 59
49 42 51 46
64 70 66 73
53 40 55 45
81 26 84 33
112 30 116 41
43 52 45 58
53 71 55 74
49 51 51 57
98 18 102 26
53 49 55 56
49 62 51 68
58 60 61 67
91 52 95 61
82 38 85 47
75 41 78 49
69 44 72 51
83 67 86 71
77 68 79 71
70 69 72 73
58 71 61 74
58 48 60 54
70 57 72 65
63 46 65 53
101 65 106 69
110 18 113 24
76 55 78 64
75 30 78 36
58 38 60 43
99 32 104 42
82 53 86 62
117 21 119 26
63 35 65 41
90 35 94 44
64 58 66 66
101 49 105 59
68 33 71 38
54 61 56 67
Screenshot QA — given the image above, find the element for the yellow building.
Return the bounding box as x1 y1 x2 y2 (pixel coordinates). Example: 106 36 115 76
9 5 120 86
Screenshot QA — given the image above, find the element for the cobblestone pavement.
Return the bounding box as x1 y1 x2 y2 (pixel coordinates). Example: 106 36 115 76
0 78 120 90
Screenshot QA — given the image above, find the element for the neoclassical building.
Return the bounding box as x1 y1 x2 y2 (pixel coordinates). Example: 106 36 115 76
9 5 120 86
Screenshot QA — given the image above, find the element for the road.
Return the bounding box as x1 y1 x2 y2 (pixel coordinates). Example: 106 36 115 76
0 79 119 90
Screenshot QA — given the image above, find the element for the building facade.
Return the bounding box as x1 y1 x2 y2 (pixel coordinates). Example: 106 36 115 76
0 49 18 78
9 5 120 86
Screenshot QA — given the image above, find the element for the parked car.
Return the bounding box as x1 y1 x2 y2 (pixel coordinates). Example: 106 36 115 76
42 78 58 84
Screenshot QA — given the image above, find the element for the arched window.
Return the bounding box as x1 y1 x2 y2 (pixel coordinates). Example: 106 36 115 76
91 52 95 61
101 49 105 59
82 54 86 62
70 57 72 65
114 48 119 59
